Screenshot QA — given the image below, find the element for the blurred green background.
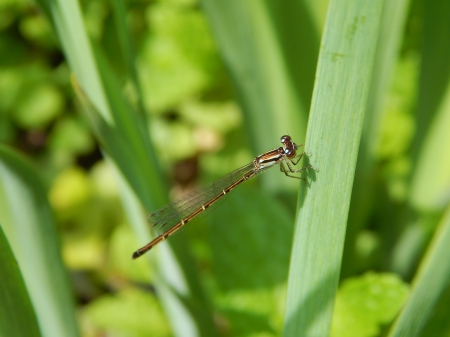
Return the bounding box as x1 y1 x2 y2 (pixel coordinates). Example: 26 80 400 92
1 0 450 336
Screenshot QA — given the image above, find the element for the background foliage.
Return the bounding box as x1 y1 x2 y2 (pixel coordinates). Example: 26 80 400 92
0 0 449 336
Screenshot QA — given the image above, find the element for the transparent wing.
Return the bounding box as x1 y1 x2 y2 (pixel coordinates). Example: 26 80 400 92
149 162 256 236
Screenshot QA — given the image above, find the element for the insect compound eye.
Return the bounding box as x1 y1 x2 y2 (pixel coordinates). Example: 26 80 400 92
284 148 295 157
280 135 291 144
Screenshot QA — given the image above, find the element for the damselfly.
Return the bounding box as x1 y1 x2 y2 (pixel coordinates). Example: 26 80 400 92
132 135 313 259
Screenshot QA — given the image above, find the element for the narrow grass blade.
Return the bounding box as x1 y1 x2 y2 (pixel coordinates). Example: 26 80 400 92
410 0 450 211
388 206 450 337
34 1 216 335
0 146 80 337
342 0 410 277
410 0 450 166
283 0 385 335
395 0 450 282
109 0 146 115
0 224 41 337
410 80 450 210
73 76 215 335
37 0 166 211
201 0 319 190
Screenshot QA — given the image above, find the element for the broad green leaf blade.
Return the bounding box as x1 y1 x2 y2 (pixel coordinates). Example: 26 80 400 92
0 224 41 337
0 145 79 337
388 206 450 337
283 0 385 335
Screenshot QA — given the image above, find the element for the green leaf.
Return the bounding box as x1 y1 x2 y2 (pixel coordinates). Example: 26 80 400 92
14 81 64 128
409 0 450 211
410 71 450 211
216 286 286 336
0 145 80 337
393 0 450 284
0 224 41 337
201 0 319 191
331 272 409 337
140 1 220 112
83 288 171 337
388 206 450 337
36 0 216 334
210 184 293 290
341 0 411 278
283 0 385 335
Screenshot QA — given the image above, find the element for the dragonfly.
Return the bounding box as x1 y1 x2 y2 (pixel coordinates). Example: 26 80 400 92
132 135 314 259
